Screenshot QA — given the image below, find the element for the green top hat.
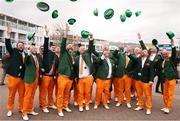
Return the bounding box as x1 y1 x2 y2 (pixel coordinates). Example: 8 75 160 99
52 10 58 19
104 8 114 19
68 18 76 25
125 9 132 18
135 11 141 17
5 0 14 3
93 8 98 16
36 2 50 12
27 32 35 41
81 30 89 39
166 31 175 40
120 14 126 22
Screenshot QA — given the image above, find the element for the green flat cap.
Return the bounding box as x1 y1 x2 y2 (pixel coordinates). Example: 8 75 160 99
135 11 141 17
81 30 89 38
27 32 35 41
52 10 58 19
104 8 114 19
36 2 50 12
68 18 76 25
120 14 126 22
166 31 175 40
125 9 132 18
5 0 14 3
93 8 98 16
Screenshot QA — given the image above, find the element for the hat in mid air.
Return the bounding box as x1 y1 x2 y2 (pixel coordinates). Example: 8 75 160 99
120 14 126 22
27 32 35 41
36 2 50 12
104 8 114 19
81 30 89 38
166 31 175 40
52 10 59 19
68 18 76 25
125 9 132 18
93 8 98 16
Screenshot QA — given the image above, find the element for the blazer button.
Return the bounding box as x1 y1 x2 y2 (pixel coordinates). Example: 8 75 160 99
19 66 22 69
18 73 21 76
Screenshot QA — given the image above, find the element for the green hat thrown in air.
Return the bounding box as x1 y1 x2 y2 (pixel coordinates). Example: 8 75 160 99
166 31 175 40
5 0 14 3
81 30 89 38
152 39 158 46
27 32 35 41
125 9 132 18
93 8 98 16
104 8 114 19
52 10 58 19
68 18 76 25
135 11 141 17
120 14 126 22
36 2 50 12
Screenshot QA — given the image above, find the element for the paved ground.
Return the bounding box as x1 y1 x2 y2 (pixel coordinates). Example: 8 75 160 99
0 66 180 120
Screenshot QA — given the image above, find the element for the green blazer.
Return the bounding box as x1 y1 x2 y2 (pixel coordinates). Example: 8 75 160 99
74 40 94 78
24 55 42 84
95 57 115 80
129 54 154 83
5 38 27 79
43 37 57 76
57 38 74 77
161 47 178 80
113 50 132 78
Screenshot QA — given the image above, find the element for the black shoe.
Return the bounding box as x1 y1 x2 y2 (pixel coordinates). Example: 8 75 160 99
0 83 5 86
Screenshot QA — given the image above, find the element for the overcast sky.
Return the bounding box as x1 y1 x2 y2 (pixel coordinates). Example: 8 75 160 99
0 0 180 44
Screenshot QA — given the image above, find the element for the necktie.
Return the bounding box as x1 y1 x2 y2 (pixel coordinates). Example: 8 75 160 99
125 55 130 68
80 55 84 74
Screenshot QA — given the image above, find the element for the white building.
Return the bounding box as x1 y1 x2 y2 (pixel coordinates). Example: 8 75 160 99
0 13 44 59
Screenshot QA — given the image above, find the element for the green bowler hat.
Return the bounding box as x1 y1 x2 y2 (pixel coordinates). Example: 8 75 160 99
5 0 14 3
93 8 98 16
68 18 76 25
27 32 35 41
104 8 114 19
125 9 132 18
166 31 175 40
52 10 58 19
36 2 50 12
152 39 158 46
120 14 126 22
81 30 89 38
135 11 141 17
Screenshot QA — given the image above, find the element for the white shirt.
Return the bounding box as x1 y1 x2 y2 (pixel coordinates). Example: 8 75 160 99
149 53 156 61
142 57 147 68
106 58 112 78
79 55 90 78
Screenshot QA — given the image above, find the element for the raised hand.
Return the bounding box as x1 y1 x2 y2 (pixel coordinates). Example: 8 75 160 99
137 33 141 40
6 23 12 37
44 25 49 36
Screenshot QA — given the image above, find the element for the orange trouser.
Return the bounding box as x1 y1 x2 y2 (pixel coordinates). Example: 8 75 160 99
73 82 79 102
118 74 132 104
39 75 53 108
7 75 25 111
163 79 176 110
131 79 136 95
135 80 144 108
78 75 93 107
23 78 38 115
95 78 111 106
113 77 120 98
143 83 152 110
48 78 57 106
57 75 73 112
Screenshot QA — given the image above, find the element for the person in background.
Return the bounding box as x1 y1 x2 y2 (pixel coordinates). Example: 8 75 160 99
0 52 10 85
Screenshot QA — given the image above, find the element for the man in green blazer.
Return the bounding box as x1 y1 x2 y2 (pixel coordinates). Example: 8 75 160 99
73 33 94 112
39 26 58 113
160 40 178 114
56 24 74 117
128 48 154 115
5 25 26 117
94 47 115 110
22 45 42 121
113 46 134 109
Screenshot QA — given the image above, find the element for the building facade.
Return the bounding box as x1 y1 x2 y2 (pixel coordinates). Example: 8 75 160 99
0 13 43 60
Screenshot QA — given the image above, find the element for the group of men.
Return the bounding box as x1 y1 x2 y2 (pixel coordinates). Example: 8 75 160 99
4 24 178 121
